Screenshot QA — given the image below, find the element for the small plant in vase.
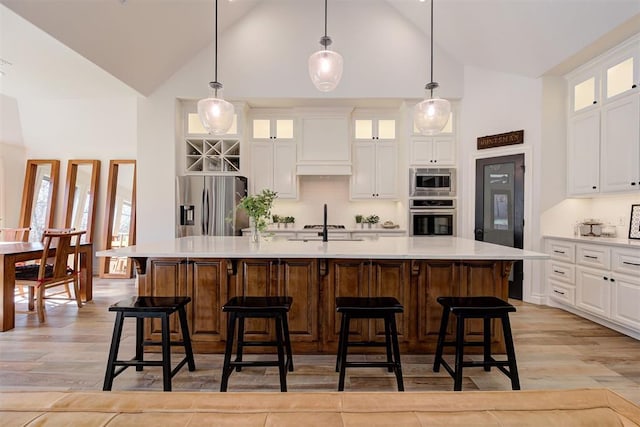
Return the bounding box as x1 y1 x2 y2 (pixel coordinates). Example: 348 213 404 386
355 214 364 228
272 214 281 228
365 214 379 229
283 216 295 228
237 189 278 241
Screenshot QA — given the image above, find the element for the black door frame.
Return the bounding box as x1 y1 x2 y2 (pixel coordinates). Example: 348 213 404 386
474 153 525 300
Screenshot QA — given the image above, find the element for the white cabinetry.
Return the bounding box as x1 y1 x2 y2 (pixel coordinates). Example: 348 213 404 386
351 141 397 199
545 237 640 338
297 109 351 175
566 35 640 196
249 112 297 198
600 95 640 192
353 118 396 140
409 137 455 166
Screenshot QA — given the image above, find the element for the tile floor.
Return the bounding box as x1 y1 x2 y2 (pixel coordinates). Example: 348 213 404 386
1 278 640 405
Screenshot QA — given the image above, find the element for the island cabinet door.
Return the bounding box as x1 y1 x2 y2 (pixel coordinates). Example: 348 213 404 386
417 261 460 345
323 259 370 351
459 261 511 350
277 260 319 345
144 258 188 341
233 259 279 342
188 259 228 344
369 260 412 344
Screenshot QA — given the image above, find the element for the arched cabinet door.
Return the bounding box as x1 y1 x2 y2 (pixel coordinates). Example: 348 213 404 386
99 160 136 279
19 159 60 242
62 159 100 243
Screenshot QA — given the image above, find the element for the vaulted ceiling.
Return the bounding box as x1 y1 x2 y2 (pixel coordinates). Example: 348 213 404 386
1 0 639 97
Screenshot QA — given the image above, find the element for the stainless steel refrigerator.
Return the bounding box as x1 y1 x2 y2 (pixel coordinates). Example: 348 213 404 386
176 176 248 237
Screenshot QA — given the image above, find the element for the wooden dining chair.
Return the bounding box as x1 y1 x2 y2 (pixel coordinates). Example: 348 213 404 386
15 229 86 323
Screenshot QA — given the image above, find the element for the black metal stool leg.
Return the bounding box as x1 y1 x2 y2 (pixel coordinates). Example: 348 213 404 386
483 317 492 372
161 313 172 392
389 314 404 391
178 306 196 371
103 312 124 391
453 314 465 391
336 312 348 373
135 316 144 371
384 316 393 373
235 316 245 372
501 314 521 390
338 315 351 391
282 313 294 372
433 308 449 372
220 312 237 392
275 315 287 392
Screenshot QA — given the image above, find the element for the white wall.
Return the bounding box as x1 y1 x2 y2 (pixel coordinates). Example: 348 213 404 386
15 97 138 253
272 176 405 229
0 94 26 228
137 0 464 244
459 65 544 303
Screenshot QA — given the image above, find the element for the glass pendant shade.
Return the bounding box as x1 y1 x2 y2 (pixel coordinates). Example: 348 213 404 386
308 49 343 92
197 95 234 136
413 96 451 135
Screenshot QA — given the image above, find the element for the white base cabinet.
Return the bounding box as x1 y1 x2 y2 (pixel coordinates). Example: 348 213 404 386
545 237 640 338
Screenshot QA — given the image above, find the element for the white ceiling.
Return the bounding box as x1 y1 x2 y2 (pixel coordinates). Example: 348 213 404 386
1 0 639 97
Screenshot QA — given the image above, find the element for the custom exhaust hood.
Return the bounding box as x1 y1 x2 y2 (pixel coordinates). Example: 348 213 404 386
296 112 351 176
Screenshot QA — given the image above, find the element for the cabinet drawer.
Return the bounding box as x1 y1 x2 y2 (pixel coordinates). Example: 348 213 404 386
611 248 640 276
548 279 575 306
546 260 575 284
577 244 610 269
547 240 575 263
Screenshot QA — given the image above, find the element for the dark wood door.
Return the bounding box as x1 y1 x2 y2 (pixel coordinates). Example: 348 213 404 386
189 259 227 344
475 154 525 300
369 260 411 343
278 259 319 349
145 258 187 340
417 260 460 344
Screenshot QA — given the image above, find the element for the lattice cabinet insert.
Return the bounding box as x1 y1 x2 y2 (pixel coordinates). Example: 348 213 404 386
185 138 240 173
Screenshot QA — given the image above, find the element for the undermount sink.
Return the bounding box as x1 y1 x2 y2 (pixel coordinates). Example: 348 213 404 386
287 238 364 242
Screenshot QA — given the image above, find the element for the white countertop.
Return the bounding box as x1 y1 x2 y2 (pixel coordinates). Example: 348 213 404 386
242 226 406 234
543 234 640 249
97 236 548 260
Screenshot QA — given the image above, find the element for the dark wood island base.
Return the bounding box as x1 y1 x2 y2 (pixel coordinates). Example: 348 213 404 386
135 257 513 355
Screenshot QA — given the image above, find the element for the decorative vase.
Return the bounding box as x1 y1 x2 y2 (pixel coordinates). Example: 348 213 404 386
250 218 260 243
367 223 372 229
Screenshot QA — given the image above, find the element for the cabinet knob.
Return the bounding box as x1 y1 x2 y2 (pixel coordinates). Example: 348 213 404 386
632 84 637 89
603 276 608 281
631 182 637 186
592 186 597 189
593 100 597 104
610 278 615 282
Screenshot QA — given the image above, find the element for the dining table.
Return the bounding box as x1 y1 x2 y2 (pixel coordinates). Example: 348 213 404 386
0 241 93 332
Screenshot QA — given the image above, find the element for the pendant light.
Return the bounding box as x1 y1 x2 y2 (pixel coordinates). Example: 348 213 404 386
198 0 234 135
308 0 343 92
413 0 450 135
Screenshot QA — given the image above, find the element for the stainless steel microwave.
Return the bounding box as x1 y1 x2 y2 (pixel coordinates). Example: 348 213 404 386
410 168 456 197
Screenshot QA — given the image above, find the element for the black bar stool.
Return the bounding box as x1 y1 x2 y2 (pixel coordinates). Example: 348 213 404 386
103 296 196 392
335 297 404 391
221 296 293 392
433 296 520 391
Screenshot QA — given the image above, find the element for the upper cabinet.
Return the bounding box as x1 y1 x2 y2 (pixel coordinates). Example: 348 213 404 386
350 111 399 199
566 35 640 196
409 109 456 166
354 118 396 141
180 100 245 175
252 117 294 141
249 111 297 199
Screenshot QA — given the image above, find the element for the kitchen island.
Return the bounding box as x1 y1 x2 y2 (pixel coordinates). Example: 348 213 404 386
97 236 547 354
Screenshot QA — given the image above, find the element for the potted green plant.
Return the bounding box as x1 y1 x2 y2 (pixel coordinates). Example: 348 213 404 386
272 214 281 228
365 214 379 229
283 216 295 228
355 214 363 228
237 189 278 241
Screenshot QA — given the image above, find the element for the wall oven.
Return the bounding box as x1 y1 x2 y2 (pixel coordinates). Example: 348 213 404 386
410 168 456 197
409 198 456 236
